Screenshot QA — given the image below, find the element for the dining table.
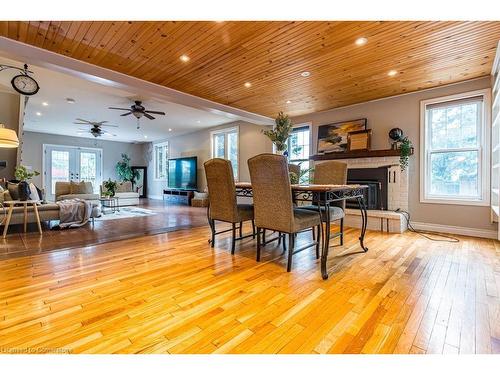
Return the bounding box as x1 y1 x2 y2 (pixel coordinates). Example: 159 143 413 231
234 182 369 280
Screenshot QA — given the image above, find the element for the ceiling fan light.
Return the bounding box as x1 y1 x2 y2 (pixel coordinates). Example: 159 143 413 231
0 124 19 148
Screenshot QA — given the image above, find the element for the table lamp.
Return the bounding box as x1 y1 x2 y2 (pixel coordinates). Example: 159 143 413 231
0 123 19 148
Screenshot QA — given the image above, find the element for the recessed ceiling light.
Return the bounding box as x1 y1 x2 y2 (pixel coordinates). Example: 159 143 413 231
300 71 310 77
388 70 398 77
196 120 201 124
66 98 76 104
244 82 252 88
36 112 42 116
355 37 368 46
144 135 148 139
286 100 291 104
180 54 190 62
42 102 48 106
168 128 172 132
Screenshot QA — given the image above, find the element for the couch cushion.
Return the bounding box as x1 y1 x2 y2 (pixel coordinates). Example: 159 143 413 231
10 203 58 214
55 181 71 197
70 181 93 194
115 192 139 199
116 181 133 193
57 193 100 201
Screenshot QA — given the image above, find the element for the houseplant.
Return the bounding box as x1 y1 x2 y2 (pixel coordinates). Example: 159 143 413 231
289 164 314 185
14 165 40 201
103 179 118 197
116 153 140 185
398 137 413 171
262 111 293 155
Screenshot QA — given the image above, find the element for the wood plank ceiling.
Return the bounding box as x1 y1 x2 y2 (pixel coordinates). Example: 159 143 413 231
1 21 499 117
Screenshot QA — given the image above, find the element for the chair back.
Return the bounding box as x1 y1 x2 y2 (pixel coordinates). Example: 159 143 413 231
248 154 294 233
204 158 238 223
313 161 348 208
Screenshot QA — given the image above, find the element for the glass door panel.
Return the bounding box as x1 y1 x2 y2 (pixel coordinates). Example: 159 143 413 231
50 150 71 195
79 151 99 193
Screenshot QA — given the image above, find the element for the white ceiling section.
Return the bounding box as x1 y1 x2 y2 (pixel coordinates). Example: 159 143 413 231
0 41 272 143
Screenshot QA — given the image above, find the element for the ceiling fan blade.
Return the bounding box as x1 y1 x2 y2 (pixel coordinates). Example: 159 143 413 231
109 107 131 111
101 124 119 128
144 113 155 120
145 110 166 115
73 122 88 125
120 112 133 117
75 118 91 123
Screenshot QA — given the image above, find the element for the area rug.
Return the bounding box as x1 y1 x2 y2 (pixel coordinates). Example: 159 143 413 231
94 206 157 221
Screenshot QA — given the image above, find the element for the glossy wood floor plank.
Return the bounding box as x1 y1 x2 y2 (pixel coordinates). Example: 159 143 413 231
0 220 498 354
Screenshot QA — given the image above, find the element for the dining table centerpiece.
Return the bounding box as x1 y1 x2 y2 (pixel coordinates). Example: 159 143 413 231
262 111 293 156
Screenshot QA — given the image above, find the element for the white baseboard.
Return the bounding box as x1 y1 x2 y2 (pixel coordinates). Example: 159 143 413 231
411 221 498 240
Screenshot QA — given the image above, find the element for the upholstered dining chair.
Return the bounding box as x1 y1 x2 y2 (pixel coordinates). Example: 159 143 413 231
248 154 322 272
204 158 255 254
304 161 347 245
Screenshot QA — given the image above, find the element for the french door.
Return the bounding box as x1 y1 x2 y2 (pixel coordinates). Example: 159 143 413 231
43 145 102 201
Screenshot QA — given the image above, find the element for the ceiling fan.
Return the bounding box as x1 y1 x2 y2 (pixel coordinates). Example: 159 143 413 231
74 118 117 138
108 100 166 120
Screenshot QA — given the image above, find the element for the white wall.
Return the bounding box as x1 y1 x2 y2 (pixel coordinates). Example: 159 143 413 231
146 121 273 198
20 131 146 187
0 90 20 180
292 77 494 232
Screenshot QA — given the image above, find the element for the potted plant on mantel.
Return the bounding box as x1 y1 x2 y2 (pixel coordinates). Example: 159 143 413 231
14 165 40 201
262 111 294 156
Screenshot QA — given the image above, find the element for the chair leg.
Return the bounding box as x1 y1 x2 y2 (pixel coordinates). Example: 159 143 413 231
251 220 256 239
312 227 316 241
277 231 282 246
287 233 295 272
315 225 320 259
282 233 287 254
210 220 216 247
239 221 243 238
262 229 266 244
340 218 344 246
231 223 236 255
256 227 261 262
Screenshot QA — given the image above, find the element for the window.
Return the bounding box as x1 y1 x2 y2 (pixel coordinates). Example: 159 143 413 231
420 89 490 205
287 125 311 184
154 141 169 180
210 127 239 179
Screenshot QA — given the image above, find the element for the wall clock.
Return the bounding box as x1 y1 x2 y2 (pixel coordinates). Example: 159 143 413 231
11 73 40 96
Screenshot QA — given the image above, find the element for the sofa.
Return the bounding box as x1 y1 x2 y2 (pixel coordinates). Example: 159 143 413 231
101 181 140 206
55 181 100 204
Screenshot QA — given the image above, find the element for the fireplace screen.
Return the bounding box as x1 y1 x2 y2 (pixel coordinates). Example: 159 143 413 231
346 167 389 210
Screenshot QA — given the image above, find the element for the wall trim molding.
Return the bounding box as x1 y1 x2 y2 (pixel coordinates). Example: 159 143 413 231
411 221 498 240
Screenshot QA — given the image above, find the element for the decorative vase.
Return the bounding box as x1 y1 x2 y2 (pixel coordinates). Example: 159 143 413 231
18 181 31 201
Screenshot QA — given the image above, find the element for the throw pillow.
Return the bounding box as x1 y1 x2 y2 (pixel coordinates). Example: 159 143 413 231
29 183 41 201
70 181 90 194
7 182 20 200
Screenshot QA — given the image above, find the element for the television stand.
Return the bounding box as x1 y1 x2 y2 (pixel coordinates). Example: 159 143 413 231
163 188 195 205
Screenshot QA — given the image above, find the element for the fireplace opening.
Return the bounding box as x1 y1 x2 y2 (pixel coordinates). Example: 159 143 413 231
346 167 389 210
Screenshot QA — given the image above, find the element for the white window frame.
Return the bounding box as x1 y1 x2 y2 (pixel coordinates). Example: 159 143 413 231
153 141 169 181
419 89 491 206
210 126 239 180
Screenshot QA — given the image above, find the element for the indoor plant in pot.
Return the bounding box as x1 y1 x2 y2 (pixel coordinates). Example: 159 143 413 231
14 165 40 201
116 153 140 185
103 179 118 197
262 111 293 156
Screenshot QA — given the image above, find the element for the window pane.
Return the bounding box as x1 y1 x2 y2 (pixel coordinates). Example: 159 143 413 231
289 128 310 161
80 152 97 192
51 150 70 194
214 133 225 158
430 151 479 198
429 102 479 150
227 131 238 178
155 144 168 180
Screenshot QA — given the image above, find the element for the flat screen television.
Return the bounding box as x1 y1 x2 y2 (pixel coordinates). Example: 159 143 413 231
168 156 197 190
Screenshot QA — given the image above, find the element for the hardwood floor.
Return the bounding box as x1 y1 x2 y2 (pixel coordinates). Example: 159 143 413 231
0 223 498 354
0 199 208 259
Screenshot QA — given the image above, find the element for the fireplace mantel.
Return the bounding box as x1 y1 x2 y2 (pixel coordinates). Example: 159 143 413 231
310 148 412 161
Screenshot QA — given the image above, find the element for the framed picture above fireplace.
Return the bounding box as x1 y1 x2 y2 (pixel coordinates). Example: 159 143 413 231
317 118 367 153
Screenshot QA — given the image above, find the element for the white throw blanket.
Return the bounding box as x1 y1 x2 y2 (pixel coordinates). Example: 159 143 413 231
56 199 92 228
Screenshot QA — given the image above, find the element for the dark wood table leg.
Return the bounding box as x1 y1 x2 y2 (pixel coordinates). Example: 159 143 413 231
357 196 369 252
320 200 331 280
